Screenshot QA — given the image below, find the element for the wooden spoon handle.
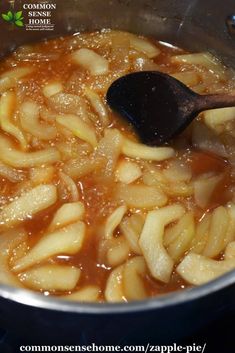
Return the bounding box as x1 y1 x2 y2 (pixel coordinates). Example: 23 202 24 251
195 93 235 112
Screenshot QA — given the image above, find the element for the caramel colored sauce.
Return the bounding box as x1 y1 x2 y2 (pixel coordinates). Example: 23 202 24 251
190 151 228 176
0 31 234 301
189 151 232 210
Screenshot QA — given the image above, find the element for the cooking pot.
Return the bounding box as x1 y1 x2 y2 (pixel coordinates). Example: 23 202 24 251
0 0 235 345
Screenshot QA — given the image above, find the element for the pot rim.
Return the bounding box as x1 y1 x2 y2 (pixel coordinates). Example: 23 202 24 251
0 269 234 314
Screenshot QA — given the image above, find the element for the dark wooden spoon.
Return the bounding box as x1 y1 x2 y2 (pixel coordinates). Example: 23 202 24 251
106 71 235 146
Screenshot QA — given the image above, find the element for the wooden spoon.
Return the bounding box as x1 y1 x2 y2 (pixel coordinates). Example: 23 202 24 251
106 71 235 145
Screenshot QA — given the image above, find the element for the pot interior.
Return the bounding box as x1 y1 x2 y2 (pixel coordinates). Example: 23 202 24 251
0 0 235 68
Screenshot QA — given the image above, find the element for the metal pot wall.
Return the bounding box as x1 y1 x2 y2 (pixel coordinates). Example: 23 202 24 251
0 0 235 344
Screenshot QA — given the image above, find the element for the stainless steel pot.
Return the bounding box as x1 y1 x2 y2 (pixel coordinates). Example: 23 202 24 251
0 0 235 344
